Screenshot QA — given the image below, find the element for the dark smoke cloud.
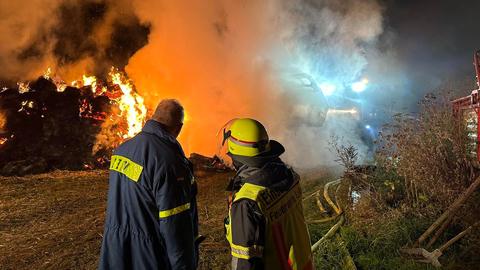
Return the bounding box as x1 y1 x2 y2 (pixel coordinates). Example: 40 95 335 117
52 1 108 66
0 0 150 84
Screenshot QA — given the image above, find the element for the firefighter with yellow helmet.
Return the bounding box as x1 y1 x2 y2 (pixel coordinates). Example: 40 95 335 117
222 118 313 270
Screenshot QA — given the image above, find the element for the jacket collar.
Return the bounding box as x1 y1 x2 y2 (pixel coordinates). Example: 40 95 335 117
142 120 185 155
231 160 294 192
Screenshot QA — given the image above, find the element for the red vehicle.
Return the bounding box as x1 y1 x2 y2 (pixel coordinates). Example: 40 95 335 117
452 50 480 162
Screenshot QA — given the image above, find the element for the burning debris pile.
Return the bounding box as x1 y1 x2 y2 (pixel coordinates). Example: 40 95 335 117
0 69 146 175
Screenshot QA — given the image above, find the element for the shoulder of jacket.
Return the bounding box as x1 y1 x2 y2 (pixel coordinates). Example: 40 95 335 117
138 133 177 156
231 198 264 220
233 183 266 203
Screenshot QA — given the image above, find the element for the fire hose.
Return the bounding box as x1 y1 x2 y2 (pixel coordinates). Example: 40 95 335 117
307 178 344 251
305 177 357 269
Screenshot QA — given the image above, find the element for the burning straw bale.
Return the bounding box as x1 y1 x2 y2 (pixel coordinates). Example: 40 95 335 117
0 70 144 175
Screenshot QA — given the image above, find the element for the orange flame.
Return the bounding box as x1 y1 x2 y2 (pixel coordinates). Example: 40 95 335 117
43 67 52 80
43 67 147 139
82 75 97 90
109 68 147 138
17 82 30 93
0 112 8 145
0 110 6 131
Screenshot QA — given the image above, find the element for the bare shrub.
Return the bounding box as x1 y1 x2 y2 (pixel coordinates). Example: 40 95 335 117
377 93 477 212
329 135 358 171
324 90 480 268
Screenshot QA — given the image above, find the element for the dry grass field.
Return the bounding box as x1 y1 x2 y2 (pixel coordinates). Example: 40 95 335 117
0 169 236 270
2 166 473 270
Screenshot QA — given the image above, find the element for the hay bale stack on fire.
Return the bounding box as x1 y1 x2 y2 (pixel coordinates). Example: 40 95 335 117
0 68 146 175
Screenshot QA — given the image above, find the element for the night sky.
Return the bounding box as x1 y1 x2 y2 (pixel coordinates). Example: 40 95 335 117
384 0 480 94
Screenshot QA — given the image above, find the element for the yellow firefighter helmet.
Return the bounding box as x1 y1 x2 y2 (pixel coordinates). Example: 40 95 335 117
224 118 271 157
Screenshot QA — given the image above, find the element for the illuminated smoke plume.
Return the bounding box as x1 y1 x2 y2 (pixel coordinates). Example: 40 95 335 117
127 0 385 167
1 0 386 168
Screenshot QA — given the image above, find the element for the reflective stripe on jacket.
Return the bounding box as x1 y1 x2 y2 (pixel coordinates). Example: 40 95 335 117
226 175 313 270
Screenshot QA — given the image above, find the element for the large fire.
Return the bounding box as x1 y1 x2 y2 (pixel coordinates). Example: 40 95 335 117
108 69 147 138
0 67 148 173
46 67 147 139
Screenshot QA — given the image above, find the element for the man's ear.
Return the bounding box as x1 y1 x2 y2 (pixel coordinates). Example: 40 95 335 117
173 123 183 138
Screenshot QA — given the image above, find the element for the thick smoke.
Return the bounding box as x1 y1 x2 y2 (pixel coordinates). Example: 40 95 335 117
265 0 384 167
1 0 387 168
127 0 385 167
0 0 149 83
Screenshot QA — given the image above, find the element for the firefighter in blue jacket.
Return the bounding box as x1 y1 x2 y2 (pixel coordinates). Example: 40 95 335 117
222 118 313 270
99 99 199 270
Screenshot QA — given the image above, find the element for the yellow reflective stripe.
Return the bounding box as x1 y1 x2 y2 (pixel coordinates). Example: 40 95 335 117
233 183 265 202
289 246 298 270
230 243 264 259
159 203 190 218
110 155 143 182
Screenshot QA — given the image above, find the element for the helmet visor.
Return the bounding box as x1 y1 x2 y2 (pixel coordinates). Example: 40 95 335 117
215 118 238 166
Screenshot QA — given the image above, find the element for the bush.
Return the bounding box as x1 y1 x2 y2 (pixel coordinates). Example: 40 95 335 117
376 94 477 213
312 93 480 269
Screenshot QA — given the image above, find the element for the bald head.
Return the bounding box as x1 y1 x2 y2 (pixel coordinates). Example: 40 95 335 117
151 99 184 138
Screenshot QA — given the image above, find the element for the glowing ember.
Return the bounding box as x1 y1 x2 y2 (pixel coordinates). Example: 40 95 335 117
56 83 68 92
18 100 35 113
0 134 11 146
0 111 5 130
17 82 30 93
83 163 94 170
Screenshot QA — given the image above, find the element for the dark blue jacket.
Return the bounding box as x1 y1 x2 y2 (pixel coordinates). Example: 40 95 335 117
99 120 198 270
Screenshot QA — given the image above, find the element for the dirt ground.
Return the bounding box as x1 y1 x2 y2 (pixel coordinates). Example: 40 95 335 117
0 169 234 270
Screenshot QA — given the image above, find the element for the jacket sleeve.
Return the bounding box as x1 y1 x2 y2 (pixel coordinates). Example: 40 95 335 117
230 199 265 270
153 163 196 270
191 180 200 267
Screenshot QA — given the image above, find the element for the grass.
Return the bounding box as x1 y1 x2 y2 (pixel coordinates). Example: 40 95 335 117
304 173 480 270
1 167 478 269
0 170 108 269
0 169 234 270
307 212 437 270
